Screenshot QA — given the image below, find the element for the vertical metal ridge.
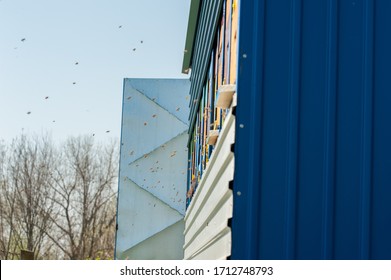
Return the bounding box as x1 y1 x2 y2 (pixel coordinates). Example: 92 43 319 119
284 0 302 260
188 0 207 117
321 0 338 260
246 0 265 259
188 0 209 111
231 0 265 259
188 0 224 138
359 0 374 260
194 0 214 87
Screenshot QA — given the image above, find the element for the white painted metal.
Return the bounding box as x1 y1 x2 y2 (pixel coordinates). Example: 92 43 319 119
116 78 190 260
184 108 235 260
126 132 188 214
120 82 188 165
125 79 190 125
119 221 185 260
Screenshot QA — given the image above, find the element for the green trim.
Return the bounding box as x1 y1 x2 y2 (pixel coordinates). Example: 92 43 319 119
182 0 201 74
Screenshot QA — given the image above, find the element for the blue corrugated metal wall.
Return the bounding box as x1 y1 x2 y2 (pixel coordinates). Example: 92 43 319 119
232 0 391 259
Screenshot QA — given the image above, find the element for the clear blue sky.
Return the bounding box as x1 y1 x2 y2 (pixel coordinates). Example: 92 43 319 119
0 0 190 144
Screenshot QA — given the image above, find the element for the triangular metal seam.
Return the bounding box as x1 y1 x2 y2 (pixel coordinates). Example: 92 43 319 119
129 86 189 127
124 176 185 217
127 130 188 165
127 219 184 251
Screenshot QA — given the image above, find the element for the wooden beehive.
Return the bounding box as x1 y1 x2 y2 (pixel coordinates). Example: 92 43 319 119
207 130 219 145
216 84 236 109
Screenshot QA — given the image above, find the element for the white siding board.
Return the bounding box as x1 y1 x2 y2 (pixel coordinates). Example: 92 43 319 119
184 110 235 260
188 228 232 260
185 111 235 223
184 192 233 259
184 157 234 244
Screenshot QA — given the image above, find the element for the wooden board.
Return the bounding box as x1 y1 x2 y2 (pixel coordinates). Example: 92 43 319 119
230 0 239 84
216 84 236 109
207 130 220 145
224 0 232 84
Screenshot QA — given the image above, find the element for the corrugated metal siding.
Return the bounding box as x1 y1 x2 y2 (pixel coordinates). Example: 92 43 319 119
184 110 235 260
232 0 391 259
188 0 224 138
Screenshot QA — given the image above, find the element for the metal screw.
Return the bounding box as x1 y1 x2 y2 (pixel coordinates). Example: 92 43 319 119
243 53 247 58
237 191 242 196
239 124 244 128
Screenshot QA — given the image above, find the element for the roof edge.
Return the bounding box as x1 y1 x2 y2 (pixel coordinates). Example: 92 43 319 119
182 0 201 74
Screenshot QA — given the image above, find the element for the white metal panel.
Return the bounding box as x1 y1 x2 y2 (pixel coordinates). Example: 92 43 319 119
188 228 231 260
184 109 235 260
119 220 185 260
184 191 233 259
126 132 188 214
116 180 183 251
184 156 234 245
120 84 188 163
116 78 190 260
125 79 190 124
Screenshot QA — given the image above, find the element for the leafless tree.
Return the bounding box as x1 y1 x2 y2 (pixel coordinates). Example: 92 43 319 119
47 136 118 260
0 141 15 259
0 135 118 260
0 135 57 259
